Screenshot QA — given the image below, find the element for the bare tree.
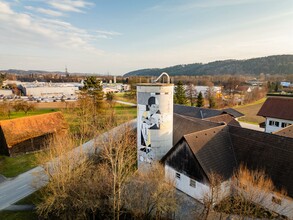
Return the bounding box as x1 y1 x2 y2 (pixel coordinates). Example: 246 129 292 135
99 126 137 220
35 134 113 219
123 163 178 220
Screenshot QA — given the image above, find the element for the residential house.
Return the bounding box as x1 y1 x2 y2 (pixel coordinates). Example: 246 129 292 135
257 97 293 133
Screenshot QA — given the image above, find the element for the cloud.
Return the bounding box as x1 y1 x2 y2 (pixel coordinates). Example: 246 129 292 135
25 6 64 17
47 0 94 13
95 30 122 39
0 0 102 55
0 1 13 14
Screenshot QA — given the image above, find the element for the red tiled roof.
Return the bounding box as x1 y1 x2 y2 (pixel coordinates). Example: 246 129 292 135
257 97 293 121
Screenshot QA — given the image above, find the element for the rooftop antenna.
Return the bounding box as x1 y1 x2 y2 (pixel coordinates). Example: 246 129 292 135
153 72 170 84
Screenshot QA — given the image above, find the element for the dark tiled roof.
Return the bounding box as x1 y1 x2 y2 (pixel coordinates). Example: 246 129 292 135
184 126 236 180
257 97 293 121
273 124 293 138
222 108 244 118
173 113 220 145
204 114 241 127
174 105 222 119
229 126 293 197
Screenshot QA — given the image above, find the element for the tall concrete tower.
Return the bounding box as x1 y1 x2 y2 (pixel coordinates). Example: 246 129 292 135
137 73 174 168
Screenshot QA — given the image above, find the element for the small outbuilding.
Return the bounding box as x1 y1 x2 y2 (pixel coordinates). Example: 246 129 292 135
0 112 68 156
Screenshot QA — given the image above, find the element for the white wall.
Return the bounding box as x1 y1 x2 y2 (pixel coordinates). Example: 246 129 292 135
0 89 12 96
165 165 209 202
25 86 78 97
265 117 293 133
233 184 293 219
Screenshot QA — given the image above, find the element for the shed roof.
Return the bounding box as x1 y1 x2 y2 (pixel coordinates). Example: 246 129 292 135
0 112 68 147
257 97 293 120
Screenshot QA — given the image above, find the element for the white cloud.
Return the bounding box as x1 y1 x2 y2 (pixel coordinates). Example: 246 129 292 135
47 0 94 13
0 1 13 14
96 30 122 39
0 0 102 55
25 6 64 17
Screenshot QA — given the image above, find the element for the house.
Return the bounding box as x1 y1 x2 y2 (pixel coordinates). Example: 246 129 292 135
257 97 293 133
0 112 68 156
162 116 293 218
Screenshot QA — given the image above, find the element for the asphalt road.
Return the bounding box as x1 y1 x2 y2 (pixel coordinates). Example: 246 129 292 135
0 119 137 211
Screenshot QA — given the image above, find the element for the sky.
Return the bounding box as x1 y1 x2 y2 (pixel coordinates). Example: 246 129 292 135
0 0 292 75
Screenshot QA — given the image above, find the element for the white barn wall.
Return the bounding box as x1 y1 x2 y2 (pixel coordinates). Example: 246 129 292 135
233 184 293 219
265 117 293 133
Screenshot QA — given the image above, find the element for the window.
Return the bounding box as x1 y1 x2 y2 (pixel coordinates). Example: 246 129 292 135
190 179 196 188
272 196 282 205
176 172 181 180
269 120 280 127
281 122 292 128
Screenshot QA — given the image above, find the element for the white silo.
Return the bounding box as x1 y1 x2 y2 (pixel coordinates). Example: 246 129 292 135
137 73 174 168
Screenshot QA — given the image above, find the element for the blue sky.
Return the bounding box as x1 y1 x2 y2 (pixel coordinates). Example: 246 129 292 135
0 0 292 75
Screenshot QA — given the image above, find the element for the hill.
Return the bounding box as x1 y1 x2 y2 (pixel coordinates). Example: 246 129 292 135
123 55 293 77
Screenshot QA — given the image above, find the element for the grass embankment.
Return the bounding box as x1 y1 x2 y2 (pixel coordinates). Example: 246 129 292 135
234 98 266 125
0 153 38 177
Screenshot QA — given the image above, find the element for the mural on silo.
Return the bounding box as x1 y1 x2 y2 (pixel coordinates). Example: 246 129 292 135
140 96 161 154
137 89 173 164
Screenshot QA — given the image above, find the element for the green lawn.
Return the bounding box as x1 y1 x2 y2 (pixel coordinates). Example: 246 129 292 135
0 211 38 220
0 109 58 120
0 153 38 177
234 98 266 124
114 92 136 104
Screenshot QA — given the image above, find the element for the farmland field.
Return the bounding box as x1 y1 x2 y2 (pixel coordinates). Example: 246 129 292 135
234 98 266 124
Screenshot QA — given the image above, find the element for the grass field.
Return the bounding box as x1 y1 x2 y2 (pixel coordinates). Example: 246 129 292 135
0 108 58 120
114 92 136 104
0 210 38 220
0 153 38 177
234 98 266 124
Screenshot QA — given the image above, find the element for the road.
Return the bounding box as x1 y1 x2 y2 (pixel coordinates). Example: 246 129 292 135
0 119 137 211
115 100 137 106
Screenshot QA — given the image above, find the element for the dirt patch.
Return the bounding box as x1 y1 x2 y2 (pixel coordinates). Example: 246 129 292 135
35 101 77 109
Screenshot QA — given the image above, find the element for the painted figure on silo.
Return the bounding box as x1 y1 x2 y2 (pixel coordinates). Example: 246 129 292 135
140 96 161 158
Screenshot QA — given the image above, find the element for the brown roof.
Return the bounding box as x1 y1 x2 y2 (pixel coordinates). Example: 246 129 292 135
273 124 293 138
0 112 68 147
257 97 293 120
173 113 221 145
204 114 241 127
184 125 236 179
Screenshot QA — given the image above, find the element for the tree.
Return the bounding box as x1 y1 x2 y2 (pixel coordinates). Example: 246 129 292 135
123 163 177 219
200 172 224 220
83 76 104 109
174 81 187 105
0 73 5 88
186 83 197 106
0 100 12 119
35 134 112 219
99 126 137 220
13 100 35 114
196 92 204 107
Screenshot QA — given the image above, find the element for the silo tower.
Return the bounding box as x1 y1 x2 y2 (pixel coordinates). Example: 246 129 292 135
137 72 174 168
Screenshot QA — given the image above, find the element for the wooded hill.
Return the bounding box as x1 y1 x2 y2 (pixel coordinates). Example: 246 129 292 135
123 55 293 77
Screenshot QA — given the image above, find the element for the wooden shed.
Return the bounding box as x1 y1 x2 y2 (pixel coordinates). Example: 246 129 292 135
0 112 68 156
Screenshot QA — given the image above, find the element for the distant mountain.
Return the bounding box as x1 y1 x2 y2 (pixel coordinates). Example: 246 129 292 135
123 55 293 77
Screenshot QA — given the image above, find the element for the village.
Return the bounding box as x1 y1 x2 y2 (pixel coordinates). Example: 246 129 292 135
0 72 292 219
